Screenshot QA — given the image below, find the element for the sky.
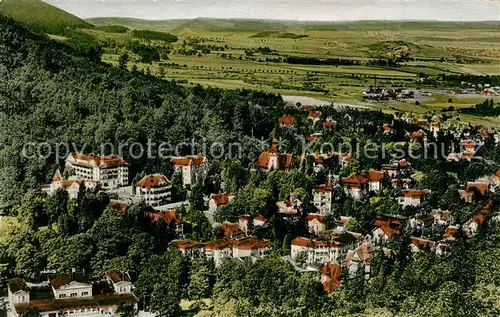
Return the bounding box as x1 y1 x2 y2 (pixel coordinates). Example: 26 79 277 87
45 0 500 21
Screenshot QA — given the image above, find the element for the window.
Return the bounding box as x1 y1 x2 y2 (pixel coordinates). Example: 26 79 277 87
59 294 67 299
70 293 78 297
82 292 89 296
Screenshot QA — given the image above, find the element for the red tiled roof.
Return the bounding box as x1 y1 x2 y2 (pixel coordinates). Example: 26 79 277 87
220 222 244 238
308 111 322 120
170 239 200 250
136 174 170 188
401 189 430 199
105 271 128 284
145 210 182 225
53 169 62 182
69 153 127 168
203 240 233 250
314 184 333 193
443 226 459 241
170 155 206 167
49 274 89 290
410 237 435 250
343 173 368 187
383 123 393 133
306 213 327 223
109 200 129 212
375 219 402 238
322 263 342 294
211 192 232 206
279 115 296 126
254 214 268 223
471 201 493 226
232 237 269 250
465 182 490 196
306 133 322 142
8 278 28 293
322 120 337 129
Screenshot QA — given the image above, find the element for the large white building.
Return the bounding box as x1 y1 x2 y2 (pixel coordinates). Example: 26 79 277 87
170 155 207 186
65 153 128 190
135 174 172 207
7 273 137 317
312 177 334 214
290 237 341 265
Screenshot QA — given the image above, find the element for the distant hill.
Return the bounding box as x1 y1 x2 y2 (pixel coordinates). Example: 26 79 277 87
0 0 91 33
88 17 500 33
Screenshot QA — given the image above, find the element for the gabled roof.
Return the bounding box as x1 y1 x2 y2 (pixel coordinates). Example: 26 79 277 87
279 115 296 126
170 155 206 167
210 192 232 206
8 278 29 293
308 111 322 120
470 201 493 226
321 263 342 294
306 213 327 223
401 189 431 199
443 225 460 241
254 214 268 223
220 222 244 238
374 218 402 238
232 237 269 250
170 239 200 251
465 182 490 196
145 210 182 225
48 274 90 290
203 240 233 250
68 153 128 168
136 174 170 188
53 169 62 182
322 120 337 129
410 237 435 250
343 173 368 187
105 271 130 284
109 200 129 212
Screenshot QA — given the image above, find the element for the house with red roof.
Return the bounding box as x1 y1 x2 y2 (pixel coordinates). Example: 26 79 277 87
135 174 171 207
342 170 385 199
49 169 99 199
307 111 322 123
65 153 128 190
170 155 207 186
409 237 436 253
312 175 334 214
322 118 337 130
344 241 373 279
277 197 302 216
372 216 404 245
398 189 431 207
291 237 341 265
279 115 296 127
321 263 342 294
232 237 270 259
307 213 327 235
255 138 294 172
459 182 490 203
463 201 494 236
208 192 233 213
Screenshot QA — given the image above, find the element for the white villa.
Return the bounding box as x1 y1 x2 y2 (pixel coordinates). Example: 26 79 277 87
65 153 128 190
290 237 341 265
135 174 172 207
170 155 207 186
7 274 137 317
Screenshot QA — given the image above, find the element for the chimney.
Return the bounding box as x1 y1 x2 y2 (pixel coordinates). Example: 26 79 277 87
327 173 332 186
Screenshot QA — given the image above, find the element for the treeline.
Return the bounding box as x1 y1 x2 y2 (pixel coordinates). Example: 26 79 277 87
439 73 500 86
284 56 361 66
459 99 500 117
95 25 129 33
129 42 161 63
131 29 178 43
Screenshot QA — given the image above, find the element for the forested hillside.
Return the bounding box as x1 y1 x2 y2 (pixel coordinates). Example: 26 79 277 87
0 15 281 210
